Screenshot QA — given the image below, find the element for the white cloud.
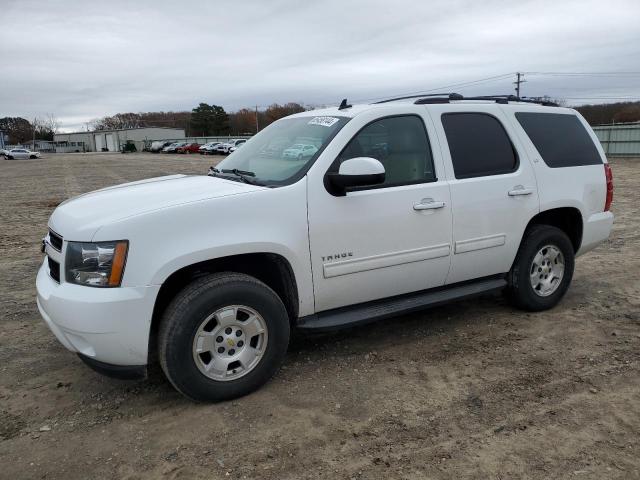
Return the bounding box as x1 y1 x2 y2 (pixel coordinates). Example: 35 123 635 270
1 0 639 131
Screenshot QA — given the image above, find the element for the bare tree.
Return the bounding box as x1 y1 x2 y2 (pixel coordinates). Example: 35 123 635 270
44 113 61 134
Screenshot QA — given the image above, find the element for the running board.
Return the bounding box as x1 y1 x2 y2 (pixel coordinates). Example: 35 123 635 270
297 277 507 331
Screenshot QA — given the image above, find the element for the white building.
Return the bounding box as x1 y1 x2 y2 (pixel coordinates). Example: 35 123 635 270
53 127 185 152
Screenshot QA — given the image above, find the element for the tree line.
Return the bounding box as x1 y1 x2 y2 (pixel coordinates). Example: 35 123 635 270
4 100 638 145
0 114 60 144
90 102 307 136
575 101 640 125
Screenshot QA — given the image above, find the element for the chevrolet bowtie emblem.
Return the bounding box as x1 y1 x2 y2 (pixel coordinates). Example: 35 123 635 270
227 339 235 347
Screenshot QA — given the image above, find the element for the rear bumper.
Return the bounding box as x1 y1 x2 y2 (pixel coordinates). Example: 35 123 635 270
578 211 614 256
36 259 160 366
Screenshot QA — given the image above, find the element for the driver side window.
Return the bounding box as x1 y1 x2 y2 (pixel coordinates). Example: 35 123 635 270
336 115 436 187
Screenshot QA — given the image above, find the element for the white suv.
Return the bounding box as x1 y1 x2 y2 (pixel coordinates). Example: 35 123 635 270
37 94 614 402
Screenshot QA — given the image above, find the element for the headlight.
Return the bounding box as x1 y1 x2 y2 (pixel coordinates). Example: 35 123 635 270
65 241 128 287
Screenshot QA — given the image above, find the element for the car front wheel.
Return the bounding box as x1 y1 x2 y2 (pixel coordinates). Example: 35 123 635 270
506 225 575 311
158 272 290 402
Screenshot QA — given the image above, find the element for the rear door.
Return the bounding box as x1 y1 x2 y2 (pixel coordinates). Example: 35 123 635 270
428 105 540 284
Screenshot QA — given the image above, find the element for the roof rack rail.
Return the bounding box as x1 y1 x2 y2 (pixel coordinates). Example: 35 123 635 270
414 93 558 106
373 93 459 104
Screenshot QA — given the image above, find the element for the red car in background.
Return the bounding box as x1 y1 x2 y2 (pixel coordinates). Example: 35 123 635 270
176 143 201 154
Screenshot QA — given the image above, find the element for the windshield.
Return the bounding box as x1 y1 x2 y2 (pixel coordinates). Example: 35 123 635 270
215 115 350 186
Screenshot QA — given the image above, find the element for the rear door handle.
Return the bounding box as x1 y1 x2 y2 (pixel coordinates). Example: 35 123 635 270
508 186 534 196
413 198 446 211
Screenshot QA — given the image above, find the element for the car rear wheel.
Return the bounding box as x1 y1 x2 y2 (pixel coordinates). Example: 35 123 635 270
506 225 575 311
158 272 290 402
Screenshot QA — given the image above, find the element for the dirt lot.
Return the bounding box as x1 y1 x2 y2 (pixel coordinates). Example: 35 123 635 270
0 152 638 479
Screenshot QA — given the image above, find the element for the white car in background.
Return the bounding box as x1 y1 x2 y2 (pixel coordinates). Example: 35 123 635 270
282 143 318 160
199 142 222 155
216 139 247 155
4 148 41 159
228 142 245 154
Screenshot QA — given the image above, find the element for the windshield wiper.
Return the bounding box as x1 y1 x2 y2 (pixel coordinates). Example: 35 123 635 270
208 167 261 185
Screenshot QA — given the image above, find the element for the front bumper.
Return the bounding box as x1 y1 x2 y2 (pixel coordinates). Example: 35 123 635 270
36 259 160 367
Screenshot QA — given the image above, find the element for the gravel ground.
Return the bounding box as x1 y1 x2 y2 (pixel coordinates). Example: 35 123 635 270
0 152 638 480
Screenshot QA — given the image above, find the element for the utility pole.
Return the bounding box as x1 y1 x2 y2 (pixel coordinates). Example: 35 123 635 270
255 105 259 133
514 72 526 99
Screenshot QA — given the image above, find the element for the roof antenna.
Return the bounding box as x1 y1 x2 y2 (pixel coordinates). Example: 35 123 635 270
338 98 352 110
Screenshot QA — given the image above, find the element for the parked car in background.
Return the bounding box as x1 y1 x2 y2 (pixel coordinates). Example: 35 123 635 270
151 141 173 153
163 142 187 153
283 143 318 160
199 142 222 155
4 148 41 159
216 139 247 154
177 143 201 154
228 142 245 154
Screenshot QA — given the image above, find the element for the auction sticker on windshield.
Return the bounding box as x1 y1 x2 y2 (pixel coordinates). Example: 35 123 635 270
308 116 340 127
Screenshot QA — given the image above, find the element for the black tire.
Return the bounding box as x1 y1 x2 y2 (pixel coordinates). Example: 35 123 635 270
507 225 575 311
30 155 37 159
158 272 290 402
7 156 13 160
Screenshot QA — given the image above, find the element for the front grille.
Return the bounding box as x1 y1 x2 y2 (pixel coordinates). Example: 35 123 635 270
48 257 60 283
49 230 63 251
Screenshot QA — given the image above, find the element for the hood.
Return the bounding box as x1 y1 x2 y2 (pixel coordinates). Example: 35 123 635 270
49 174 264 240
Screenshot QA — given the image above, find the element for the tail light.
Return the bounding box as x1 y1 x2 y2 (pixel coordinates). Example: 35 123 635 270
604 164 613 212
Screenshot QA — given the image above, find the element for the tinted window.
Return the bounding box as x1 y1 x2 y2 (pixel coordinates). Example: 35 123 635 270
515 112 602 168
442 113 518 179
337 115 436 187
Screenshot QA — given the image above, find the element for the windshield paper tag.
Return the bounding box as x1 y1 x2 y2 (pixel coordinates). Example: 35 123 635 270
308 116 340 127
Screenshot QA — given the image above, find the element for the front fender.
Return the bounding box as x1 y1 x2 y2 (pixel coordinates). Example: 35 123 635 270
92 179 316 316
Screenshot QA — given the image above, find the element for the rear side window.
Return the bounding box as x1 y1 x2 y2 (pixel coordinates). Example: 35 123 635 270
515 112 602 168
442 113 518 179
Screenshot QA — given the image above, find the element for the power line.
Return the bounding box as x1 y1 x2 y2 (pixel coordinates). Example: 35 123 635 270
354 73 515 103
525 71 640 77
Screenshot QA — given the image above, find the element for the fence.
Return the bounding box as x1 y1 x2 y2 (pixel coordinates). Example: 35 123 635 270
592 122 640 157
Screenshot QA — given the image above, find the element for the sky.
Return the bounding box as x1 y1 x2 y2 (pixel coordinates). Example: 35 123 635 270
1 0 639 132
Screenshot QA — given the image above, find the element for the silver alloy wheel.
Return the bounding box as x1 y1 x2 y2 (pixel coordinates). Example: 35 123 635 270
192 305 268 381
529 245 565 297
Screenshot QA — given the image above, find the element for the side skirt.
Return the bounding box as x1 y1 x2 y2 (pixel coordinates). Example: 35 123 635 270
296 275 507 332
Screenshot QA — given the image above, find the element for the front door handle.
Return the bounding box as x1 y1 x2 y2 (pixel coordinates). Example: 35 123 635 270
508 185 534 196
413 198 446 211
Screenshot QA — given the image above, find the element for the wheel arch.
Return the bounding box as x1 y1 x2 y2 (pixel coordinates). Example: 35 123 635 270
148 252 299 364
524 207 583 252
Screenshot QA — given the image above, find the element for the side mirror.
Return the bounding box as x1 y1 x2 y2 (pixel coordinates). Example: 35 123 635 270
327 157 385 196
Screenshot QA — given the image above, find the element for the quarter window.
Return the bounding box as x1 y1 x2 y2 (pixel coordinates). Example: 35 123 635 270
442 113 518 179
515 112 602 168
336 115 436 187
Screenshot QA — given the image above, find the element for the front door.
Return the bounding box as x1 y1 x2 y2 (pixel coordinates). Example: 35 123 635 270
307 113 453 312
428 105 540 284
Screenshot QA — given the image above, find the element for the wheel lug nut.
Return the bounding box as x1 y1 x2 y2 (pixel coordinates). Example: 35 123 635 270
216 336 223 343
225 327 232 334
235 330 242 337
217 347 225 353
229 349 236 355
237 341 244 347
